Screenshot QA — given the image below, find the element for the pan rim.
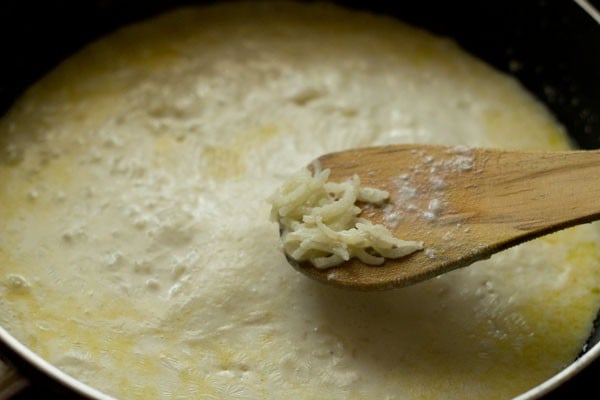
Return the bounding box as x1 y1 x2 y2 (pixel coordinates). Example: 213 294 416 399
0 326 113 400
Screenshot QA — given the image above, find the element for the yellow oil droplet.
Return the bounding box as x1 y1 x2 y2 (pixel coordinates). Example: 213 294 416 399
201 125 279 180
202 145 245 179
483 107 568 150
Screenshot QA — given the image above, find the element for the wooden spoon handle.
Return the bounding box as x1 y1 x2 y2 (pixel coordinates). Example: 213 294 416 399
458 148 600 239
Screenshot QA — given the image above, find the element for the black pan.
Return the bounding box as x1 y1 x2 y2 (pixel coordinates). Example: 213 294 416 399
0 0 599 398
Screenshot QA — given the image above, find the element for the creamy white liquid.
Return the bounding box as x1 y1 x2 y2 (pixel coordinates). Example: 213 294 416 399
1 2 600 399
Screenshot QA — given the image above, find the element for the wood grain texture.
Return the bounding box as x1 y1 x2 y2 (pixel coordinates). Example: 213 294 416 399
292 144 600 290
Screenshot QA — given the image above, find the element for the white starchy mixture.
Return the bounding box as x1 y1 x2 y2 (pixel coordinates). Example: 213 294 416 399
1 2 600 399
270 167 423 268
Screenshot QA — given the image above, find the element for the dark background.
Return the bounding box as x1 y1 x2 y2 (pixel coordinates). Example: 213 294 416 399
1 0 599 398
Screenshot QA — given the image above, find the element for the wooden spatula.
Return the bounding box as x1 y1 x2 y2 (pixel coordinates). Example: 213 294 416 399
285 144 600 290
